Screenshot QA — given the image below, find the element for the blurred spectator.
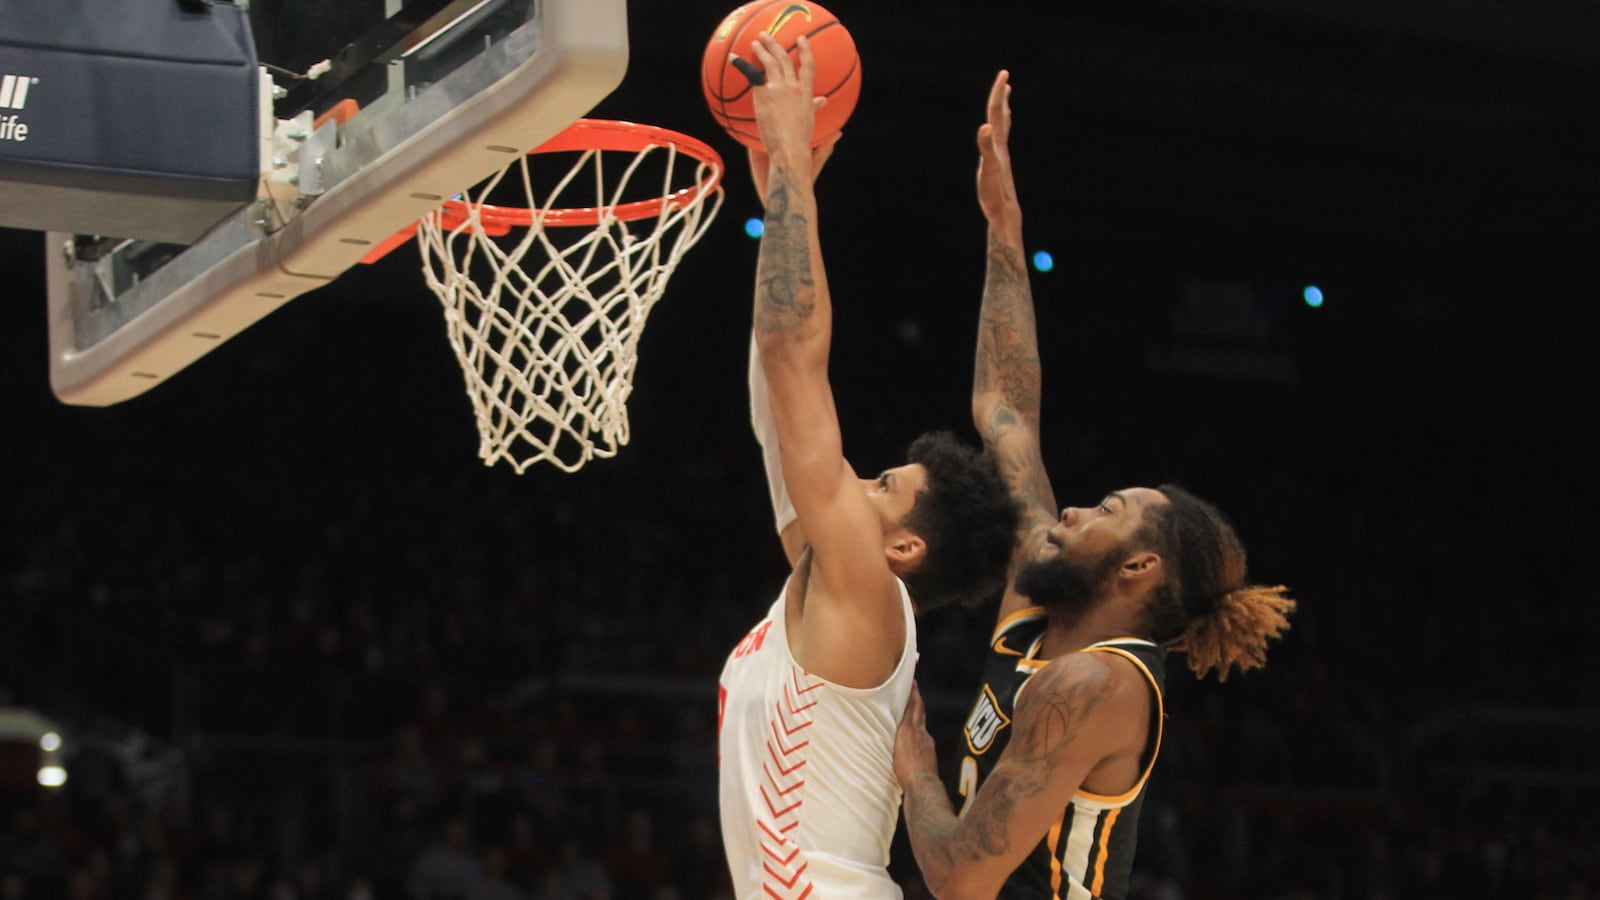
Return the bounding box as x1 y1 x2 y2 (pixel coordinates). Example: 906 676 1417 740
550 837 612 900
500 812 550 886
408 818 481 900
600 809 670 897
465 846 526 900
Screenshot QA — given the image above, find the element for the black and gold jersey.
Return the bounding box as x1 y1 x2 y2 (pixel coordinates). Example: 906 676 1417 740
954 607 1167 900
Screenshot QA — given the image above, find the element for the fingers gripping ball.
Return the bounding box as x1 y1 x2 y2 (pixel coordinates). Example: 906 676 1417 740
702 2 861 150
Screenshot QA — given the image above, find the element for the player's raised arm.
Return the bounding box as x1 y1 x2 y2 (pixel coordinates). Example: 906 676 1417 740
747 334 806 565
747 33 906 685
970 71 1059 623
894 654 1148 898
746 137 838 568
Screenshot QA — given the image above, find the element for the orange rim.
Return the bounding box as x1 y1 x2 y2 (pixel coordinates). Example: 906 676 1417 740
361 119 726 263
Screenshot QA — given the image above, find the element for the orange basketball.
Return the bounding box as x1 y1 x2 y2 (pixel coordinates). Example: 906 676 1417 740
701 2 861 151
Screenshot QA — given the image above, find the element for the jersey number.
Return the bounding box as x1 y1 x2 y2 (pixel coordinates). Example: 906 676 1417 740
957 755 978 817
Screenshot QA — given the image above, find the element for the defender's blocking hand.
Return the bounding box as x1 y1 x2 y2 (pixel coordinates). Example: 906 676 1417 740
977 70 1020 224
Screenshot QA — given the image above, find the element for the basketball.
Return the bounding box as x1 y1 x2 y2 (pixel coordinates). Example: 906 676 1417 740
701 1 861 151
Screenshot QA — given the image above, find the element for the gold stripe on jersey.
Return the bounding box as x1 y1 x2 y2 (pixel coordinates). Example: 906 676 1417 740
1071 644 1164 807
990 606 1047 644
1010 630 1051 690
1045 819 1064 897
1090 806 1121 894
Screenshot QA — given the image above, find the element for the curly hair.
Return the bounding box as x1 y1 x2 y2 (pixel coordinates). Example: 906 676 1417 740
1135 484 1296 681
897 431 1022 614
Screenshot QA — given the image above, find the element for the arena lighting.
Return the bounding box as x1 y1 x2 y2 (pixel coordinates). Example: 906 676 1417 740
744 217 764 238
39 732 60 752
37 766 68 788
1032 250 1054 273
1303 285 1325 307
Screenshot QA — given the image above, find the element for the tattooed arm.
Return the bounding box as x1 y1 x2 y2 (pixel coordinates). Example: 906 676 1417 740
894 655 1147 898
970 70 1059 625
746 33 906 688
746 125 840 567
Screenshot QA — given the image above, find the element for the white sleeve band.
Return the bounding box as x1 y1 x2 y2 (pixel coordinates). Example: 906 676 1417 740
749 334 799 534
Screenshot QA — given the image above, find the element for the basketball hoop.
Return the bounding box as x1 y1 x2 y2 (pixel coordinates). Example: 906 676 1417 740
394 119 725 474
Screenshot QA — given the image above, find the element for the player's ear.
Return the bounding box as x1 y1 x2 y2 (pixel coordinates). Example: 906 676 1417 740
886 533 926 569
1121 551 1161 579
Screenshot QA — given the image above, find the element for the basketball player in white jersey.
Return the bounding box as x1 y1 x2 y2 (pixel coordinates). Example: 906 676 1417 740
891 72 1297 899
718 35 1020 900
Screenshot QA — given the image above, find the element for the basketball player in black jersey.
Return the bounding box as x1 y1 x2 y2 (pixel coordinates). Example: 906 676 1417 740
891 71 1298 900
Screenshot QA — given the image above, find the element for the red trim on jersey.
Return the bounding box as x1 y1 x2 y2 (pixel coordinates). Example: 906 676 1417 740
762 843 801 866
764 761 806 795
754 666 820 900
763 861 811 889
761 784 803 818
767 740 808 775
784 680 820 714
768 720 811 752
791 669 825 694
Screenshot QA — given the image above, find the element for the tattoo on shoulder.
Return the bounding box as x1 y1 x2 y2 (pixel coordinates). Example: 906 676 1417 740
1012 658 1114 759
754 172 816 335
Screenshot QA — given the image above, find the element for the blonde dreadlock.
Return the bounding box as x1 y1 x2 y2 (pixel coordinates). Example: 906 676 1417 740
1170 584 1296 681
1137 484 1296 681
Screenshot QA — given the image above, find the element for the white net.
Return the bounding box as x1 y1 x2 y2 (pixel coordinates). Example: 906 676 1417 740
417 132 723 473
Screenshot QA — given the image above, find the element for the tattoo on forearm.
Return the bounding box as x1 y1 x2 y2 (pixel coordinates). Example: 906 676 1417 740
988 409 1056 522
902 774 960 883
754 171 816 335
974 230 1055 526
974 230 1042 416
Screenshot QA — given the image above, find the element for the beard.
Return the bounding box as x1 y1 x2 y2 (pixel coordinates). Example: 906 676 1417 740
1013 544 1122 622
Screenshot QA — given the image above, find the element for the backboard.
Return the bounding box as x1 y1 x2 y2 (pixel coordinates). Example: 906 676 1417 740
42 0 628 406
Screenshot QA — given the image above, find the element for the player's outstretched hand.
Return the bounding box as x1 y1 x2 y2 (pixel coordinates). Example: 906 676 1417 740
893 681 939 790
749 33 824 170
977 70 1020 224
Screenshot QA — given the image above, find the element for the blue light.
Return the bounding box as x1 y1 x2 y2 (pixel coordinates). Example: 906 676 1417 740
1303 285 1324 308
1032 250 1054 273
744 217 764 239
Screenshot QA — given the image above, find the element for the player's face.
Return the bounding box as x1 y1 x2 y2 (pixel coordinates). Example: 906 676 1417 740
1015 487 1167 617
860 463 928 532
1035 487 1168 565
1014 538 1121 616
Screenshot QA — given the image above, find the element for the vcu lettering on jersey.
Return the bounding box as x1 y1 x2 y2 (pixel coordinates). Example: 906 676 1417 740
957 608 1167 900
963 684 1011 755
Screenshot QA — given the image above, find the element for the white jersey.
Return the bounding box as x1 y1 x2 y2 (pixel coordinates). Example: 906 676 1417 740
718 576 919 900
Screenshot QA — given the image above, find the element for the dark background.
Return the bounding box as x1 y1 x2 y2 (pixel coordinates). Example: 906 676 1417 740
2 1 1597 898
